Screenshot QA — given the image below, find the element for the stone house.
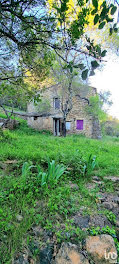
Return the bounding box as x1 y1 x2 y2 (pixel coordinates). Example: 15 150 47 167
27 84 101 138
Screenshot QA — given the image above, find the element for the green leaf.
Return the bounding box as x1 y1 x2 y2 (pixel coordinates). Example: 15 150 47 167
113 23 118 33
106 16 113 23
101 50 107 57
94 14 99 25
92 0 98 9
100 7 107 18
113 23 117 28
110 3 114 8
91 60 99 69
95 45 101 56
78 63 85 70
111 6 117 15
109 27 113 35
91 9 97 15
114 28 118 33
82 69 88 80
87 45 91 51
98 21 106 29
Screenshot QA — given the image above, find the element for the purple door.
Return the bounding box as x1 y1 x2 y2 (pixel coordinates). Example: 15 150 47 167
76 120 83 130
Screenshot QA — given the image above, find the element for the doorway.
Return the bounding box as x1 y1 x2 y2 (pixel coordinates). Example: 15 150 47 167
53 119 60 136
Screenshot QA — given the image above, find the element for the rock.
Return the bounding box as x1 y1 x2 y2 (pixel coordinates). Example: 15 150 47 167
4 159 17 164
86 235 117 264
14 250 29 264
54 243 89 264
0 122 4 127
89 214 112 228
32 225 43 237
102 202 118 210
113 196 119 204
92 176 100 181
14 255 28 264
96 192 119 210
115 220 119 227
39 244 54 264
92 180 104 185
104 176 119 182
16 214 23 222
72 214 90 229
96 193 106 203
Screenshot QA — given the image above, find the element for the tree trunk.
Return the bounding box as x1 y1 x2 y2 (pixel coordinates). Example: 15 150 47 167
63 118 66 137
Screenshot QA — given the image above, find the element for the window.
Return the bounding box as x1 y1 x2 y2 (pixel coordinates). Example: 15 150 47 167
76 120 83 130
54 98 60 109
66 121 71 130
34 116 38 121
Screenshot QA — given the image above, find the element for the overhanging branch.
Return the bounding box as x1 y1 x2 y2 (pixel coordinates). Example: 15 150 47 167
76 94 90 105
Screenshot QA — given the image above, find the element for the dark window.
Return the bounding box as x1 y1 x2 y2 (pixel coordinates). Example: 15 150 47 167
76 120 83 130
54 98 60 109
34 116 38 120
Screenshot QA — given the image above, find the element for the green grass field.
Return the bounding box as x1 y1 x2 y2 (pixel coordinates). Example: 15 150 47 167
0 118 119 176
0 117 119 263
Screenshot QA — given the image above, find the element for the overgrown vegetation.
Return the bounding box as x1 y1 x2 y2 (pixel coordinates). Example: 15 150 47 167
0 118 119 262
0 118 119 176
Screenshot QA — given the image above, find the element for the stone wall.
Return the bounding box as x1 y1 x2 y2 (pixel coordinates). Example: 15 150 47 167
92 118 102 139
27 85 101 139
27 116 53 132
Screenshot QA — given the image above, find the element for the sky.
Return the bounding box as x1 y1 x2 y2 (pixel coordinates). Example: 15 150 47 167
89 51 119 120
88 0 119 120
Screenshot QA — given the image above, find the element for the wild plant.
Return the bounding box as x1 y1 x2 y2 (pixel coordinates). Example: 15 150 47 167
37 160 66 187
21 160 66 189
47 160 66 185
82 154 97 176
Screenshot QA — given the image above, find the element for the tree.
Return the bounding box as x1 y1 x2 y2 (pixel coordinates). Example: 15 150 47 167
0 0 117 79
0 0 117 124
0 77 36 124
51 54 91 136
85 91 113 122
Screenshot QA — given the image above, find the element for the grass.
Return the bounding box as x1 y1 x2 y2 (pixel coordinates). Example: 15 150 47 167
0 117 119 177
0 115 119 263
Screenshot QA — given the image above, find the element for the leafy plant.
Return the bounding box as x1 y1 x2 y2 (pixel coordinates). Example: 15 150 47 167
21 160 66 189
106 211 116 224
37 160 66 187
82 154 97 176
21 161 35 178
47 160 66 185
37 165 48 187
